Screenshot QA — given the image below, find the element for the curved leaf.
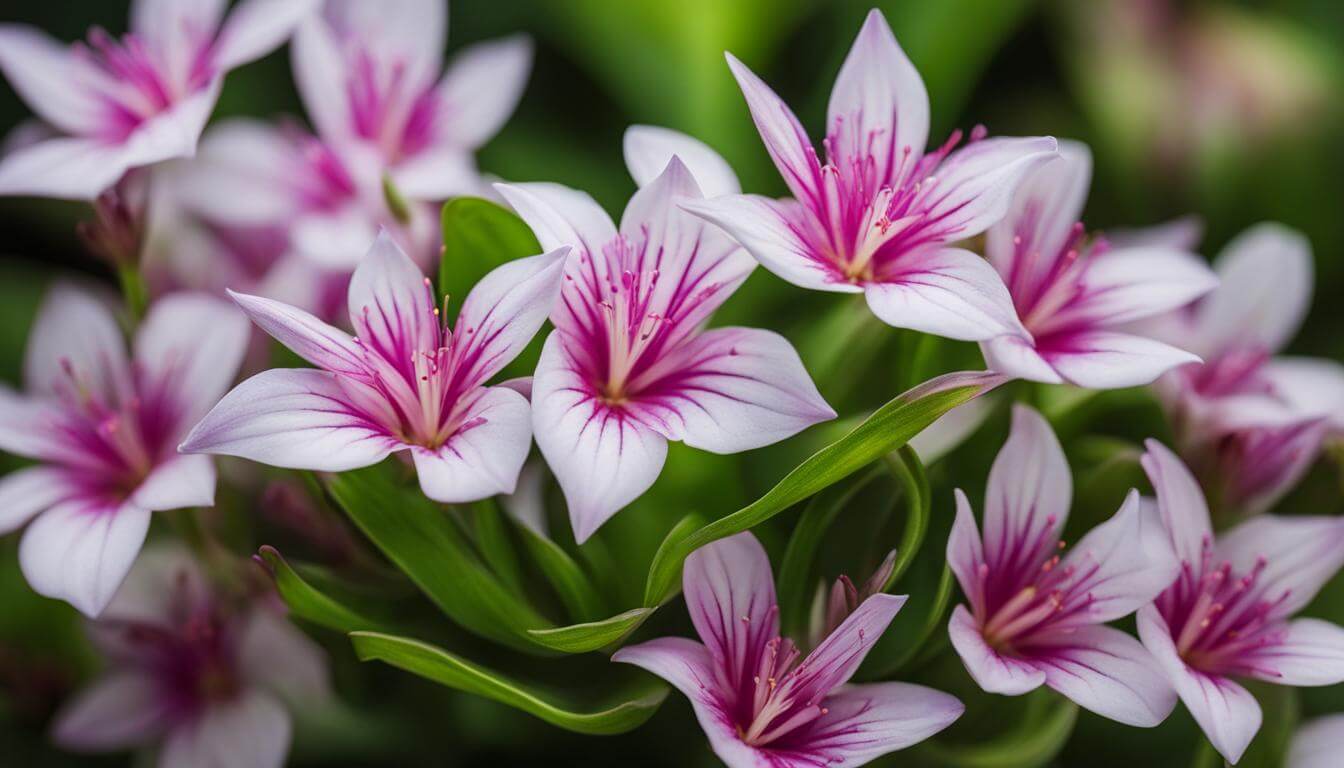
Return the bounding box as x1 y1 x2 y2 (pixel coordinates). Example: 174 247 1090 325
920 690 1078 768
526 608 655 654
255 546 396 635
350 631 668 736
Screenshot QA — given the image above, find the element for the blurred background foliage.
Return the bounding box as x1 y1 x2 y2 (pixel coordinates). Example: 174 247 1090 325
0 0 1342 766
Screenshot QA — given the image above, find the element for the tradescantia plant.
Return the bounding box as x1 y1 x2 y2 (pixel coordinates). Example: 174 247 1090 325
0 2 1342 767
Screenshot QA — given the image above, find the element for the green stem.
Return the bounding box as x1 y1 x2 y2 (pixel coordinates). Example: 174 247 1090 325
117 263 148 322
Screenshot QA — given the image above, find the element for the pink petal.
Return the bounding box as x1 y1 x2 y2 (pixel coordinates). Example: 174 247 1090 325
0 136 140 201
1059 246 1218 328
1041 330 1201 390
177 119 307 223
239 609 332 705
946 490 987 615
0 25 103 134
982 404 1070 585
613 637 763 768
948 603 1046 694
531 334 668 542
159 690 291 768
19 500 151 617
1198 222 1313 356
135 292 251 425
780 682 962 768
1240 618 1344 687
1289 714 1344 768
629 326 833 453
435 35 533 150
391 147 479 200
449 248 568 390
624 125 741 197
347 231 440 365
1137 604 1262 765
682 532 780 681
229 291 368 378
290 16 350 143
118 77 223 168
319 0 445 87
98 545 208 626
1106 215 1205 252
1053 490 1178 626
987 140 1091 292
725 53 821 205
24 282 131 401
179 368 399 471
0 386 85 465
1214 514 1344 620
1028 624 1177 727
131 0 227 50
131 453 217 512
494 181 617 258
1263 357 1344 432
0 466 72 534
864 247 1025 341
51 673 169 751
679 194 856 293
917 136 1059 243
1140 439 1213 567
410 386 532 503
981 332 1064 385
213 0 320 71
826 9 929 191
792 593 906 699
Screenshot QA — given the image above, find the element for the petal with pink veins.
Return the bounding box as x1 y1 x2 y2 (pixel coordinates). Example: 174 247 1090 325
435 35 533 150
179 368 399 471
790 594 906 700
213 0 320 71
410 386 532 503
159 689 291 768
1027 624 1177 727
917 136 1059 243
1239 618 1344 687
1213 515 1344 619
0 137 143 201
118 78 223 169
724 53 821 205
346 232 440 365
1140 439 1212 567
135 292 251 425
981 333 1064 384
1198 223 1312 356
131 0 227 53
778 682 963 768
319 0 445 87
25 283 131 401
0 386 86 465
50 672 169 752
0 25 104 134
624 125 741 197
948 604 1046 695
495 182 617 259
1041 330 1200 390
987 140 1091 288
132 454 217 512
1137 604 1262 765
946 490 987 613
19 500 151 617
0 466 72 534
681 532 779 682
228 291 368 378
1061 247 1218 328
864 248 1025 341
981 405 1070 584
825 9 929 191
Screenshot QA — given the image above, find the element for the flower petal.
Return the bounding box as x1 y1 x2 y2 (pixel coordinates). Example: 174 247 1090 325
131 0 227 51
449 248 568 390
434 35 533 150
865 247 1024 341
290 15 350 142
179 368 399 471
176 119 307 223
1106 215 1205 252
1289 714 1344 768
682 532 780 682
982 404 1070 586
792 593 906 699
725 53 821 205
239 609 332 705
50 673 169 752
228 291 367 378
19 500 151 617
213 0 319 71
948 603 1046 695
624 125 741 197
987 140 1091 293
0 466 72 534
99 544 207 625
135 292 251 424
319 0 445 87
131 453 216 512
1198 222 1312 356
390 147 479 200
1028 624 1177 727
947 489 987 614
410 386 532 503
531 334 668 542
0 136 139 201
159 689 291 768
826 9 929 190
0 386 76 463
347 231 439 365
1263 357 1344 432
1040 330 1201 390
628 326 834 453
1140 439 1212 568
1239 618 1344 687
917 136 1059 243
494 181 617 258
118 78 223 168
1214 514 1344 619
780 682 962 768
1137 604 1261 765
1055 246 1218 328
0 25 103 134
24 282 131 400
981 332 1064 384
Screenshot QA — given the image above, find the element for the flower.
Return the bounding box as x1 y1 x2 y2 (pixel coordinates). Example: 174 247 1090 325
497 127 834 542
1137 439 1344 764
980 140 1217 387
946 404 1179 726
812 550 896 649
680 9 1057 343
1289 714 1344 768
1147 223 1344 515
614 532 963 768
0 286 249 616
180 231 568 504
292 0 533 201
51 546 329 768
0 0 318 199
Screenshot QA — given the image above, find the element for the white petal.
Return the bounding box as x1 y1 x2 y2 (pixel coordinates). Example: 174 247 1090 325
0 25 104 134
1263 357 1344 431
494 181 617 257
228 290 367 378
624 125 741 196
788 682 963 768
131 454 217 511
1030 625 1177 727
1199 222 1312 355
0 466 72 534
19 500 151 617
918 136 1059 242
391 147 480 200
159 690 291 768
213 0 320 71
51 673 169 751
1042 330 1201 389
948 604 1046 695
982 404 1070 581
411 387 533 503
1062 246 1218 327
987 140 1091 289
1289 714 1344 768
864 248 1025 341
135 292 251 424
435 35 533 150
725 53 820 204
345 231 439 363
1140 439 1213 568
24 282 131 403
238 609 332 705
981 333 1064 384
0 136 136 201
290 16 350 142
1240 618 1344 687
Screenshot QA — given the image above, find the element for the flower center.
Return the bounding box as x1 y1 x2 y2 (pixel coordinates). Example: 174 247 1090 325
975 528 1097 651
1168 538 1287 675
346 48 439 162
736 635 828 747
76 27 216 140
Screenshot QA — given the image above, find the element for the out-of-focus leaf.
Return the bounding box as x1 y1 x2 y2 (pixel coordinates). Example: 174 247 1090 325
255 546 396 635
525 608 655 654
350 631 668 735
513 523 608 623
921 689 1078 768
468 500 527 595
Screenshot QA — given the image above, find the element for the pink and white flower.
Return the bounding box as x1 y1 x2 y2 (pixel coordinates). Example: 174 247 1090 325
180 231 568 504
680 9 1057 342
1137 440 1344 764
292 0 532 201
946 404 1179 726
498 128 834 543
1289 714 1344 768
0 0 319 200
52 546 329 768
980 140 1217 387
614 532 963 768
1148 223 1344 516
0 287 249 616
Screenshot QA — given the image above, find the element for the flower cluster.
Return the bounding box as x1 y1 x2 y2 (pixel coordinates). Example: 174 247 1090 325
0 4 1339 768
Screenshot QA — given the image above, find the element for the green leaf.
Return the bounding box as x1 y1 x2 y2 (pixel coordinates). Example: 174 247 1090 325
882 447 932 589
921 690 1078 768
513 523 608 623
256 546 395 635
468 500 528 596
526 608 655 654
642 371 1004 606
350 631 668 735
439 196 542 308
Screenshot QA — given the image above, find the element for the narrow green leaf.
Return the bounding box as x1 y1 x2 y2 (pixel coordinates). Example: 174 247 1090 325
468 500 527 596
513 525 608 623
525 608 655 654
350 631 668 735
921 690 1078 768
642 371 1005 606
256 546 395 635
864 564 955 677
882 446 932 589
